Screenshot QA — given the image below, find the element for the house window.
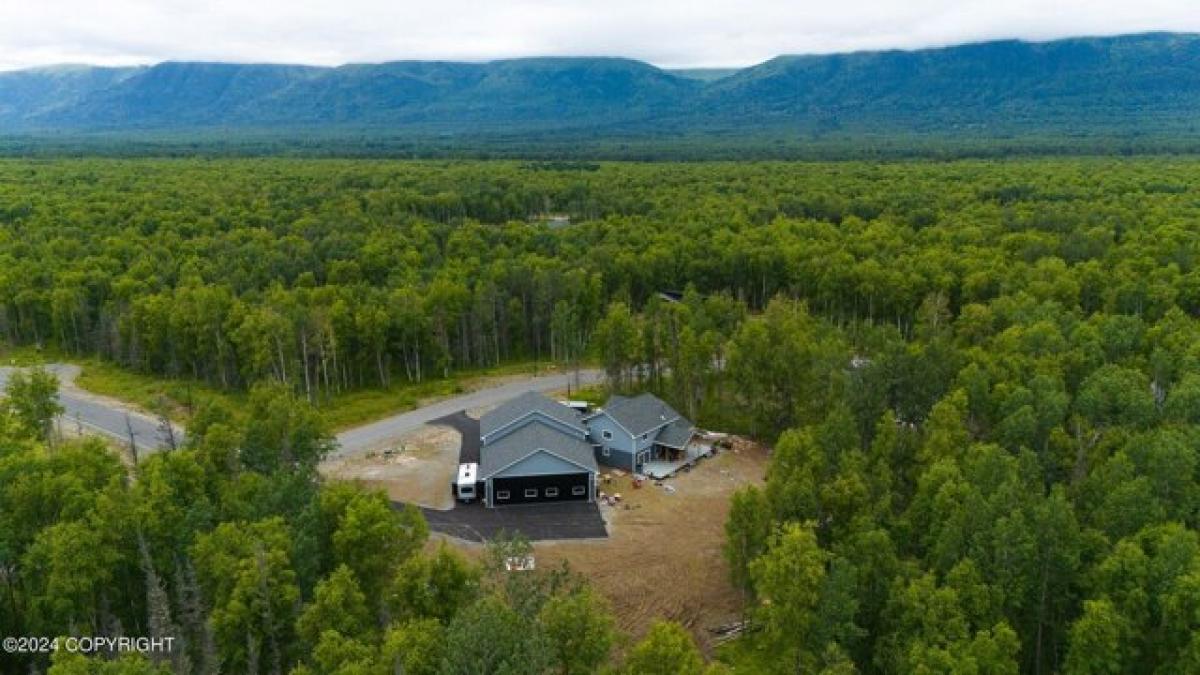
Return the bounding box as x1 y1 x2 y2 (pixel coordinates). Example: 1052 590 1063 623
497 490 510 500
572 485 586 496
602 446 611 457
641 433 648 440
545 487 559 497
525 488 538 498
602 430 613 440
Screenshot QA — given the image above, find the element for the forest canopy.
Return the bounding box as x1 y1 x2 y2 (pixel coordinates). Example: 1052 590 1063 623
3 157 1200 672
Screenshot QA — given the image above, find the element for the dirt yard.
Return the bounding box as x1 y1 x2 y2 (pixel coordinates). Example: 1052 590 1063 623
320 424 460 510
464 437 769 652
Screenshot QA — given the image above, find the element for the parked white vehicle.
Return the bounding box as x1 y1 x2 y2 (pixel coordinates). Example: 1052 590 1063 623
454 463 479 502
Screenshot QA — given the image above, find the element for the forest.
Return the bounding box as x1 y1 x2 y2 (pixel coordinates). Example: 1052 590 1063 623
3 157 1200 673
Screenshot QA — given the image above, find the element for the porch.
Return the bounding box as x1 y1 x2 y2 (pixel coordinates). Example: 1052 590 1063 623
639 440 712 480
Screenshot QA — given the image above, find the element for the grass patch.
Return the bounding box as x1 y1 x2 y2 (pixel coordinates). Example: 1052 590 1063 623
317 361 590 430
74 360 242 423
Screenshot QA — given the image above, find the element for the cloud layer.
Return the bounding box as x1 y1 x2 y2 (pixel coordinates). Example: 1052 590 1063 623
3 0 1199 71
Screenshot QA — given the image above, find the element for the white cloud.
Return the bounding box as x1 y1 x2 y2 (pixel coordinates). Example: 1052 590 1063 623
1 0 1198 71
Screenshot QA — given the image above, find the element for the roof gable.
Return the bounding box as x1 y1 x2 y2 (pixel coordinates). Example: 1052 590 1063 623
480 391 586 441
593 392 685 436
480 422 598 479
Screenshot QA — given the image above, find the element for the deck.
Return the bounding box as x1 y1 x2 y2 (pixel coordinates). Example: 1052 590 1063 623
641 442 712 479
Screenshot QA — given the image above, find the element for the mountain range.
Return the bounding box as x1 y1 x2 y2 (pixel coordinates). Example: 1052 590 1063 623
2 32 1200 141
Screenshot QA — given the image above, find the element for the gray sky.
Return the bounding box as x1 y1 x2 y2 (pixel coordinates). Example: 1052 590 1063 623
2 0 1199 71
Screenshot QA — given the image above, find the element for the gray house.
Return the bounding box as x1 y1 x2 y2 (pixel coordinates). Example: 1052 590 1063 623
477 391 598 507
585 393 697 476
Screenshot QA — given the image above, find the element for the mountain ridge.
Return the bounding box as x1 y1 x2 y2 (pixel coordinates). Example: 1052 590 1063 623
3 32 1200 139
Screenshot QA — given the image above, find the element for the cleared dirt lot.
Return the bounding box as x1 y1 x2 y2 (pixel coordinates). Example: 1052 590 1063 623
320 424 460 510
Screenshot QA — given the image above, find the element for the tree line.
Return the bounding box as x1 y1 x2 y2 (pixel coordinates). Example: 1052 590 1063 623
5 158 1199 406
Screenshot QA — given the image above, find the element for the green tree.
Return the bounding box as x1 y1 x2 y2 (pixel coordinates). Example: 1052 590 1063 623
723 485 772 595
296 564 373 647
190 518 301 674
624 620 705 675
538 586 617 675
593 301 640 391
381 618 444 675
391 543 479 624
749 521 829 672
333 494 428 616
442 595 551 675
4 367 63 442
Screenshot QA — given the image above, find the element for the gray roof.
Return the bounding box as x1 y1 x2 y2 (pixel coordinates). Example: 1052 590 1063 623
656 418 695 448
597 393 685 436
480 391 586 439
479 423 598 479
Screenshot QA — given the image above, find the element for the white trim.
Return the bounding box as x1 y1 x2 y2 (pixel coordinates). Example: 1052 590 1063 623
497 490 511 500
524 488 538 498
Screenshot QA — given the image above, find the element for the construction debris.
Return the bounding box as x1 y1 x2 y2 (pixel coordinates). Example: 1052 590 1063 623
505 555 536 572
709 620 753 644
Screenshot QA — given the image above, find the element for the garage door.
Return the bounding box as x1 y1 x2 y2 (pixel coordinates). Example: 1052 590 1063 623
492 472 591 505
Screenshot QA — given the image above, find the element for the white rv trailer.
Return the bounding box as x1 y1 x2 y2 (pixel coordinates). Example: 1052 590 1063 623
454 462 479 502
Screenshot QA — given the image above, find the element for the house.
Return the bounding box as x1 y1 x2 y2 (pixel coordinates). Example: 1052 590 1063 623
477 391 599 507
472 390 705 507
585 392 698 476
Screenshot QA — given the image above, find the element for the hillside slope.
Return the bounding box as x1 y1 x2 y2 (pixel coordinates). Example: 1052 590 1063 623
2 32 1199 138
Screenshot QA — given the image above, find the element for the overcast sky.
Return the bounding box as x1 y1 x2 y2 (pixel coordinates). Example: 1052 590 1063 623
3 0 1199 72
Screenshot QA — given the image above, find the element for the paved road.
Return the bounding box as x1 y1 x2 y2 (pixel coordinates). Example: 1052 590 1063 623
332 368 602 458
0 364 183 452
0 362 597 458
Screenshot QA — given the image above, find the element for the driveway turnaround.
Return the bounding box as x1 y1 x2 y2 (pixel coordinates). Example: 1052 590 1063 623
409 500 608 542
332 368 602 458
430 411 481 463
0 364 182 453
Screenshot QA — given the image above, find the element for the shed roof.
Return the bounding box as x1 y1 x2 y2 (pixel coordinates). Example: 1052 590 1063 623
479 423 598 480
480 391 586 439
597 392 683 436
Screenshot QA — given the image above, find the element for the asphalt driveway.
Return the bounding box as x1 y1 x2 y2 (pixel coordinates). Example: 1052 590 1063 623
408 500 608 542
431 411 481 463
